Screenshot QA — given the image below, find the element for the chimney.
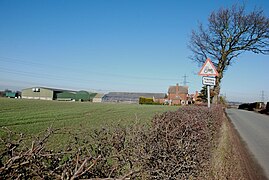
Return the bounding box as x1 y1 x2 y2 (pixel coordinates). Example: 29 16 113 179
176 83 179 95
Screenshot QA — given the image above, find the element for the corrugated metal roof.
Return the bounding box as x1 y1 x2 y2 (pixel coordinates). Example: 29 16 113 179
94 93 105 98
103 92 166 102
22 87 77 93
105 92 166 99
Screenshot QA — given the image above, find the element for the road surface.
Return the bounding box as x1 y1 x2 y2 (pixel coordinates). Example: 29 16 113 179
226 108 269 178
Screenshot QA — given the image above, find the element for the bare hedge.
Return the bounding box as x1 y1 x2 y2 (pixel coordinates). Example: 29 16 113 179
0 105 224 179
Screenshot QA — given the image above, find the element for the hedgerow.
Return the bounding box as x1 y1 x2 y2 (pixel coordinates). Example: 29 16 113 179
139 97 154 104
0 105 224 179
137 105 224 179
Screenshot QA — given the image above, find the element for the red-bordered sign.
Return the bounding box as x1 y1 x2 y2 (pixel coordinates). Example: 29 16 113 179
198 58 219 76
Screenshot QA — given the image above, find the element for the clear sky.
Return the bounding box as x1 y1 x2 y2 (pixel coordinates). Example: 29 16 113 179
0 0 269 103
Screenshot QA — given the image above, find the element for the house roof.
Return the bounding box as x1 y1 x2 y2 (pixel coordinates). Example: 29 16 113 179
94 93 105 98
168 86 188 94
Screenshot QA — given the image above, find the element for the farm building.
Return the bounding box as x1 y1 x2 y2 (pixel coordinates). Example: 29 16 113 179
56 91 96 102
93 93 104 103
75 91 97 102
22 87 96 102
5 91 21 98
102 92 166 103
57 91 96 102
21 87 76 100
56 91 76 101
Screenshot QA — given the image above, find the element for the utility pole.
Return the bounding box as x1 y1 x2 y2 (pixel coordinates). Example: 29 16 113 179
182 74 189 86
261 90 265 103
207 85 210 108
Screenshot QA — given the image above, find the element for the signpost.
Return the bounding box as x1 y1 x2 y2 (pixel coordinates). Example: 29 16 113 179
198 58 218 108
198 58 219 77
202 77 216 86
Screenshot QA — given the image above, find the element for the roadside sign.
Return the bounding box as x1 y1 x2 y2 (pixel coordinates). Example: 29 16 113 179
198 58 218 108
198 58 219 77
202 76 216 86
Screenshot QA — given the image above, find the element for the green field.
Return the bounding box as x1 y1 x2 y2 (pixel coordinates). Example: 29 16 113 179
0 98 178 137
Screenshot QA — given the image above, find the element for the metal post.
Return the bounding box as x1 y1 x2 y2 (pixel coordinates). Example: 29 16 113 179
207 85 210 108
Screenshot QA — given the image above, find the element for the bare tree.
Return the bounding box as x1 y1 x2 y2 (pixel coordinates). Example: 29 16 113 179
189 5 269 103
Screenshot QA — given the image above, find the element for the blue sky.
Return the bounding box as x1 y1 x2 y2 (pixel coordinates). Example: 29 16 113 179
0 0 269 103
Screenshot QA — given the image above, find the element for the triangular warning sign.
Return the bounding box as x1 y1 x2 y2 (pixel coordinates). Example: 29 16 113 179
198 58 219 76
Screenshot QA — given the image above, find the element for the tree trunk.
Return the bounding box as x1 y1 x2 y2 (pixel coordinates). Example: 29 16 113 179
212 71 223 104
212 83 220 104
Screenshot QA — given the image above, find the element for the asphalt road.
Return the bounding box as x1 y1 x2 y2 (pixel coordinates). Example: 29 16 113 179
226 108 269 178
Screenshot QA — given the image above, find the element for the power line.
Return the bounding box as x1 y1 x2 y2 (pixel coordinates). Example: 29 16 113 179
0 56 179 81
0 66 179 91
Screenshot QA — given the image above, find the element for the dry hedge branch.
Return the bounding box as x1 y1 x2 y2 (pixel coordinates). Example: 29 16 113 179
0 105 224 179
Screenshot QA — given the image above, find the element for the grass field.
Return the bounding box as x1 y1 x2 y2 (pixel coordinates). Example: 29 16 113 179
0 98 178 137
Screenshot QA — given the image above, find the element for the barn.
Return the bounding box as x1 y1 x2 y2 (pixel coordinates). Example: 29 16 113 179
102 92 166 103
5 92 18 98
56 91 76 101
21 87 75 100
93 93 104 103
75 91 97 102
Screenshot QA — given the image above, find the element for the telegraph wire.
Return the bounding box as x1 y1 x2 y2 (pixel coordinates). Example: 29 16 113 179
0 67 176 89
0 56 179 81
0 56 201 93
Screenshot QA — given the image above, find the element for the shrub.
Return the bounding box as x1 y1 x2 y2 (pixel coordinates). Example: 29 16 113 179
238 103 250 110
0 106 224 179
239 102 264 111
135 105 224 179
0 126 138 179
139 97 162 105
139 97 154 104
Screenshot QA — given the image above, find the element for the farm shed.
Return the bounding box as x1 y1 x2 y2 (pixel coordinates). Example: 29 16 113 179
56 91 76 101
102 92 166 103
75 91 97 102
5 92 17 98
21 87 75 100
93 93 104 103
